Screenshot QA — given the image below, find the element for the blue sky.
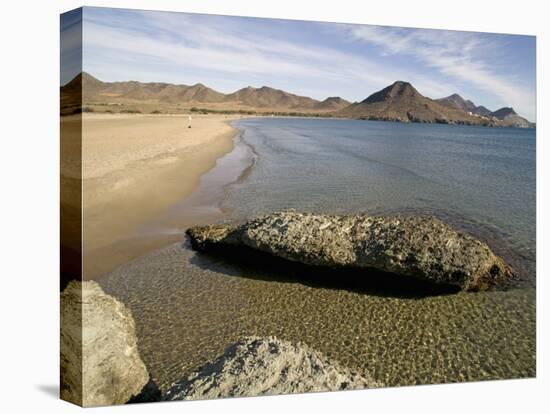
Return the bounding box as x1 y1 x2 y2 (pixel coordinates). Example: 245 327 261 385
61 7 536 121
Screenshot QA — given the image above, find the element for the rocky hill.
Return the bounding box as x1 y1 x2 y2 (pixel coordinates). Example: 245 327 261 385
337 81 482 125
223 85 320 109
436 95 533 127
337 81 533 127
62 72 226 105
436 93 492 116
490 107 533 128
61 73 534 127
313 96 351 111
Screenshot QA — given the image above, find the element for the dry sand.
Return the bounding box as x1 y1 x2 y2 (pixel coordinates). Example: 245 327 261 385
62 113 242 279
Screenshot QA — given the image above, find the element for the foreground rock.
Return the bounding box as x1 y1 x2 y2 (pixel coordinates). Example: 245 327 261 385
164 336 381 400
187 211 513 291
61 281 159 406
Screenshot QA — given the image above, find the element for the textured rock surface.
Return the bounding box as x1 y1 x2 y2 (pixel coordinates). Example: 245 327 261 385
164 336 381 400
187 211 513 291
60 281 152 407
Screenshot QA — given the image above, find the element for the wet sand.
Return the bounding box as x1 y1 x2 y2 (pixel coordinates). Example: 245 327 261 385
78 113 242 279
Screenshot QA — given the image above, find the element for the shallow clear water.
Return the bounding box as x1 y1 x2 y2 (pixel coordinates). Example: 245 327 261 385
101 118 536 393
103 243 535 391
225 118 535 276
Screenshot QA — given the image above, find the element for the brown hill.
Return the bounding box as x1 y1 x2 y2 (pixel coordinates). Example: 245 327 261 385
61 73 352 114
67 73 226 104
61 73 337 113
60 72 105 108
73 71 106 94
158 83 225 103
313 97 351 111
337 81 481 124
491 107 533 128
224 86 320 110
436 93 492 117
437 95 533 127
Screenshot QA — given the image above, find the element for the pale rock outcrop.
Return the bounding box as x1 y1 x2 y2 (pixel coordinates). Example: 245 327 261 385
187 211 513 291
60 281 154 406
164 336 381 400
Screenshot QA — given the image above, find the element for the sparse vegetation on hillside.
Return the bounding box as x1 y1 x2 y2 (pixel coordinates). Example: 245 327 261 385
59 73 533 127
189 106 333 118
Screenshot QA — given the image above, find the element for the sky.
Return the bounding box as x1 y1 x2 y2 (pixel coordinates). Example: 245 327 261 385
61 7 536 121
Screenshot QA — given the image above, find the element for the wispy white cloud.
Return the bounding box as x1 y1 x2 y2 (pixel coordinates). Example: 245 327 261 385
348 26 535 119
80 9 535 120
82 11 454 102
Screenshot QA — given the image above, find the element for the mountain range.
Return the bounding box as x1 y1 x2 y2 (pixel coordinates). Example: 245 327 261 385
337 81 532 127
61 72 534 128
61 72 350 113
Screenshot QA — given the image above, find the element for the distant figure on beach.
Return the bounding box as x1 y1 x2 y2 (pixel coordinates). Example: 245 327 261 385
188 115 192 128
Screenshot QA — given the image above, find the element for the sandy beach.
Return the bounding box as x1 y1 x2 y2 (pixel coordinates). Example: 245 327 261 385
61 105 536 404
63 113 242 279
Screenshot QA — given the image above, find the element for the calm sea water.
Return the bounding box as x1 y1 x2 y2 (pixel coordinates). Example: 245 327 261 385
225 117 536 281
102 117 536 392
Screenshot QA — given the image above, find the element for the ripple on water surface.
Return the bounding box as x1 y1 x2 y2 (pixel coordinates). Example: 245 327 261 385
102 119 535 393
101 242 535 392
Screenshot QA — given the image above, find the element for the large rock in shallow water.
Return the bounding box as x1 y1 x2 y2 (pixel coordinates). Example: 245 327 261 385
187 211 512 291
164 336 381 400
61 281 156 406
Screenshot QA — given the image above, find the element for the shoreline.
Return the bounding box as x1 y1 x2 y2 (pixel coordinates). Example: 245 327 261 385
76 114 535 284
64 111 536 130
145 122 257 227
97 122 258 278
95 116 535 392
78 113 246 279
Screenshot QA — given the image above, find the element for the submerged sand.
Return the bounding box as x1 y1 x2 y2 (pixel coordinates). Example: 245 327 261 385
101 242 535 392
62 113 244 278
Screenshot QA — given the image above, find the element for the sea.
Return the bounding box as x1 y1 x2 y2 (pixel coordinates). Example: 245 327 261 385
102 118 536 391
